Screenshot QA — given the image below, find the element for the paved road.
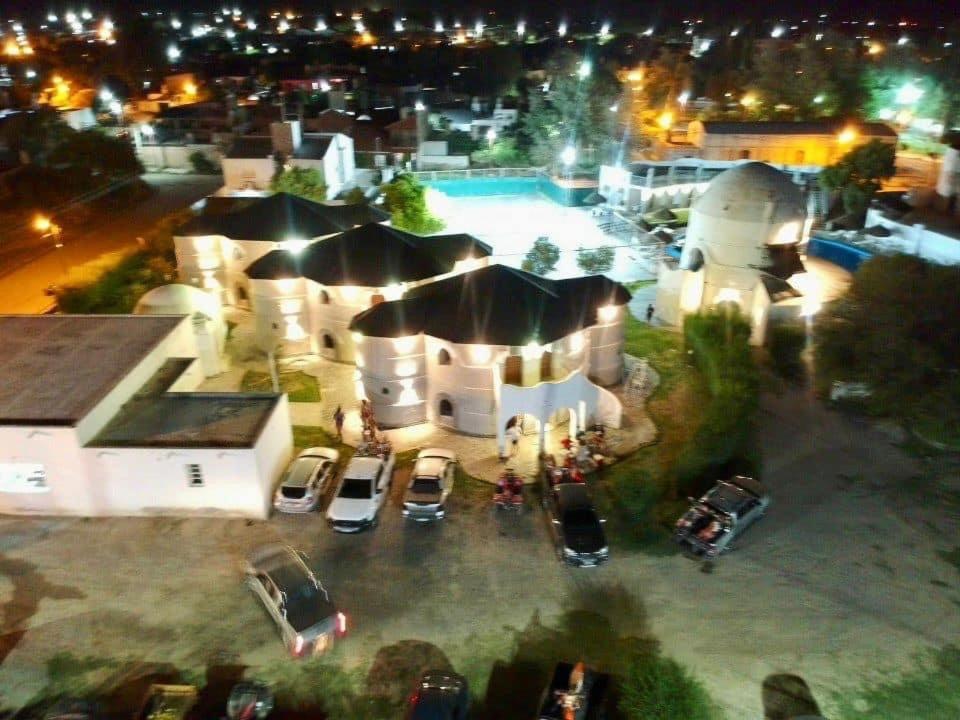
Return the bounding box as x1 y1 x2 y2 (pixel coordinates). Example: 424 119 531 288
0 174 221 314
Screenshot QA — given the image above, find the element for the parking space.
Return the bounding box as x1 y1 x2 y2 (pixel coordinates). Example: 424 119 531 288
0 387 958 718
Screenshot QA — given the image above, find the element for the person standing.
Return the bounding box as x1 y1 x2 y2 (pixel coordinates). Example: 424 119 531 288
646 303 655 323
333 405 345 441
506 423 521 457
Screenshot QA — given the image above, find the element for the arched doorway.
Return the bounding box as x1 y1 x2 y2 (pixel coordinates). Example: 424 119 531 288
321 333 336 361
437 396 455 427
235 283 249 307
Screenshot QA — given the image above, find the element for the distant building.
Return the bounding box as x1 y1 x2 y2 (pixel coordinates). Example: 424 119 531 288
683 120 897 167
0 315 291 518
173 192 389 307
349 264 629 453
221 120 356 198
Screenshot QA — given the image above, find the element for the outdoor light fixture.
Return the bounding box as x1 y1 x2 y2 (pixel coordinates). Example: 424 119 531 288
474 20 483 36
471 345 492 364
740 93 757 108
730 28 740 37
394 20 403 32
771 26 784 38
599 22 611 37
813 94 825 104
578 60 591 79
393 335 418 354
678 91 690 106
279 238 310 254
435 21 444 32
141 124 155 137
521 341 545 360
351 332 364 344
33 215 51 232
658 111 674 130
99 88 114 102
558 22 567 37
315 19 327 31
383 283 405 301
898 36 908 46
560 145 577 167
415 100 426 111
486 127 497 145
517 21 525 38
171 18 181 29
837 126 857 145
247 19 257 30
167 45 181 61
609 104 619 113
597 305 619 323
895 82 923 106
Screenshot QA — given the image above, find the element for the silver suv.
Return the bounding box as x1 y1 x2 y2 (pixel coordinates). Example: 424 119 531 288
402 448 457 522
244 544 346 657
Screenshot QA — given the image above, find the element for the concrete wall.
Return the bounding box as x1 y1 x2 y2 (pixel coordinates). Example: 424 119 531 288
864 209 960 265
587 307 626 386
0 426 91 515
175 235 278 306
139 144 222 172
424 338 501 436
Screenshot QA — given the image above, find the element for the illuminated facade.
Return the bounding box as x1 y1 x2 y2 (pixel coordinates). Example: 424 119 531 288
348 265 629 452
656 162 808 344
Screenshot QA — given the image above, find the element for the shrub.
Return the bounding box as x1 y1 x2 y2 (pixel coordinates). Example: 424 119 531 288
619 652 721 720
768 322 807 380
676 309 759 496
188 150 219 174
380 174 445 234
343 186 367 204
271 166 327 202
521 236 560 275
576 245 615 274
54 250 174 314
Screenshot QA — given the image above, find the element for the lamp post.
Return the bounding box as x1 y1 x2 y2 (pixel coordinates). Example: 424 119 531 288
34 215 66 274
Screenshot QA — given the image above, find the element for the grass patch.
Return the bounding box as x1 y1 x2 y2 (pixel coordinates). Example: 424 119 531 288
623 279 657 293
937 546 960 575
291 425 353 462
242 370 321 402
833 645 960 720
591 316 708 551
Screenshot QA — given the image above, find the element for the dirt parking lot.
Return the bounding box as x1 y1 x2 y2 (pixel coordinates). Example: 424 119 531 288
0 387 958 718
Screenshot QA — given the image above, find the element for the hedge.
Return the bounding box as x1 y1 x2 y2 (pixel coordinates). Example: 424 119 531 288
768 322 807 380
676 309 759 496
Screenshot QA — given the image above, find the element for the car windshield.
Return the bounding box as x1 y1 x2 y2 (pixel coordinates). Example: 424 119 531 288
281 458 316 488
281 486 307 499
411 477 440 494
339 477 372 499
563 508 599 530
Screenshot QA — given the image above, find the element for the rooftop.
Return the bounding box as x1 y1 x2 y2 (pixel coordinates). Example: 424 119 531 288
350 264 631 346
699 120 897 138
245 223 491 286
176 193 389 242
0 315 185 426
89 359 281 448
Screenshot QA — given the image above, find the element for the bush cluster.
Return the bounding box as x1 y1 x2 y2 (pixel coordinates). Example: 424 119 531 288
768 322 807 380
676 309 760 496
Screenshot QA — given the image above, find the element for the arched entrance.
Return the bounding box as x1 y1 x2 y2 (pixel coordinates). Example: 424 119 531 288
320 332 337 361
436 395 455 427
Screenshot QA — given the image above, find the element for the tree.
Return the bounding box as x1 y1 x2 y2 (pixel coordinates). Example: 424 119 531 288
576 246 615 274
270 166 328 203
521 237 560 275
381 174 445 234
48 129 143 183
470 137 529 167
818 139 895 219
619 652 721 720
188 151 219 175
815 254 960 446
520 49 622 171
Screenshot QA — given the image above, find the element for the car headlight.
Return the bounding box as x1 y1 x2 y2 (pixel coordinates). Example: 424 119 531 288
563 547 577 558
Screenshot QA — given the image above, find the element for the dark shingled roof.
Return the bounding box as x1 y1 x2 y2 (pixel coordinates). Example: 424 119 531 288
224 136 275 159
700 120 897 138
349 264 631 345
292 135 334 159
176 193 389 242
245 224 492 286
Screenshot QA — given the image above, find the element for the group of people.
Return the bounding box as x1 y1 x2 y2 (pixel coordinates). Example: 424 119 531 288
494 467 524 505
331 399 379 443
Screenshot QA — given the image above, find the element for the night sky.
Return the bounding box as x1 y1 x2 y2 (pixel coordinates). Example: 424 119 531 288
5 0 955 25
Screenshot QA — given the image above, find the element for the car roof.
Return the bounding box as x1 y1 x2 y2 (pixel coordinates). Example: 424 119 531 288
257 552 335 631
282 456 326 488
555 482 593 510
413 456 449 478
706 480 758 514
344 455 383 479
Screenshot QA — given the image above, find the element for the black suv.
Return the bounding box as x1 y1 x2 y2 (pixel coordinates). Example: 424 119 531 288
406 672 469 720
544 482 609 567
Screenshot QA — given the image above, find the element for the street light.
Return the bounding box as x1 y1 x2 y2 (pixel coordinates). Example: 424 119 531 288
558 21 567 38
578 60 591 79
560 145 576 167
895 82 923 106
99 88 114 103
837 126 857 145
167 45 181 61
486 127 496 146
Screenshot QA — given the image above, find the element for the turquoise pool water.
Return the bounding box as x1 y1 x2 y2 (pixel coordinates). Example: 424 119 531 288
423 175 594 206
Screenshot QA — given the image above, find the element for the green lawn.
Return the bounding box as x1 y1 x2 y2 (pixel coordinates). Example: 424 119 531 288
591 316 707 551
242 370 321 402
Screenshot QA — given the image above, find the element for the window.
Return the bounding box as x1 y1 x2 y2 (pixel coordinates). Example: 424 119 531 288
382 387 390 395
437 348 451 366
186 464 204 487
738 149 751 160
439 399 453 417
370 293 385 306
320 290 330 304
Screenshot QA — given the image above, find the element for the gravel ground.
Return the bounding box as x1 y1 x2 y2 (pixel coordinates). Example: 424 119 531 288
0 387 958 718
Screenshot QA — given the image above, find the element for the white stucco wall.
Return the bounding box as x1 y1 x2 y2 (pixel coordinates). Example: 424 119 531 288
357 335 428 428
587 307 626 386
424 338 502 436
222 157 275 192
0 426 91 515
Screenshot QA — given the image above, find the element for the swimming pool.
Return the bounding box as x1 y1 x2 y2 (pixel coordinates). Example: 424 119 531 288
422 175 595 206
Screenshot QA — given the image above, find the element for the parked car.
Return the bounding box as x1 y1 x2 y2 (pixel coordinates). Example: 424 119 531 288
244 544 346 657
326 453 394 532
543 481 609 567
406 671 470 720
829 381 872 402
536 662 610 720
402 448 457 522
674 476 769 559
273 447 339 513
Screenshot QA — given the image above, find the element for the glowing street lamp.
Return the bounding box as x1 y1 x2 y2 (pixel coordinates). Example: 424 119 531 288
678 91 690 107
658 111 674 130
99 88 114 103
560 145 577 167
33 215 51 232
486 127 496 146
167 45 181 61
558 21 567 38
516 20 525 39
434 20 444 33
740 93 757 109
895 82 923 106
578 60 591 79
599 21 611 38
474 20 483 37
